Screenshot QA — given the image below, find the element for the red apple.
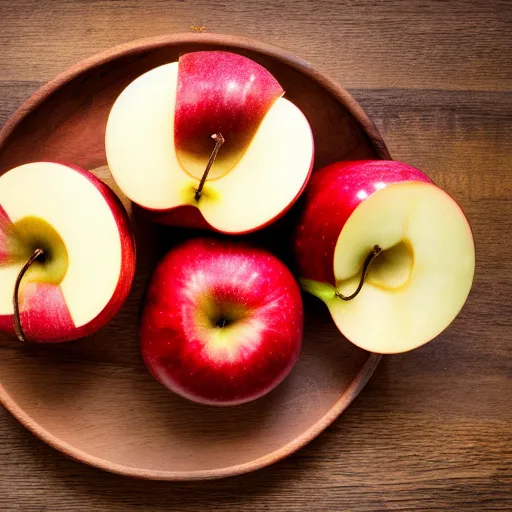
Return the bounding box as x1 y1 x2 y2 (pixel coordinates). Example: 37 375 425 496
140 238 303 406
0 162 136 343
106 51 314 234
294 160 475 353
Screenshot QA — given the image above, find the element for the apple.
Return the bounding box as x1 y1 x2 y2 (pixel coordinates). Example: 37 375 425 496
294 160 475 353
0 162 136 343
106 51 314 235
140 238 303 406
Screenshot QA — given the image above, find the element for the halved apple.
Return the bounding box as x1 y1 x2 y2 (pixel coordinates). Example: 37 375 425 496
0 162 136 343
106 51 314 234
294 160 475 353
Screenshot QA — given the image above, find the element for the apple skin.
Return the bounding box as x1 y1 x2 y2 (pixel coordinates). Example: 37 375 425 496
294 160 432 285
175 51 284 177
141 204 211 231
140 238 303 406
0 164 136 343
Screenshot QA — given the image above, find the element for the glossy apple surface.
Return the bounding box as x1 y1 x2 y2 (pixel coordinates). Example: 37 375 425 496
0 162 136 342
294 160 475 353
174 51 284 179
295 160 432 285
140 238 303 406
106 51 314 234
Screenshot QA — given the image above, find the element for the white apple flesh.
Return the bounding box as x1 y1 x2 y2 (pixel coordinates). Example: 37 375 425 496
106 51 314 234
295 160 475 353
0 162 136 342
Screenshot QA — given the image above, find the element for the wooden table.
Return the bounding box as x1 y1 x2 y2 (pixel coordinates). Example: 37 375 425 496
1 1 510 510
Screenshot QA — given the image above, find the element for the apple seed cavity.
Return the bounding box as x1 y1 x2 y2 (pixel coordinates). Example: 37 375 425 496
335 245 382 301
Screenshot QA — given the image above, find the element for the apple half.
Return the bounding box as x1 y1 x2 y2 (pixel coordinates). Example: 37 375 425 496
294 160 475 353
106 51 314 234
0 162 136 343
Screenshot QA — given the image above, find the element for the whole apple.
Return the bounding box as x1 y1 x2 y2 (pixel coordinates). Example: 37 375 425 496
140 238 303 406
0 162 136 343
294 160 475 353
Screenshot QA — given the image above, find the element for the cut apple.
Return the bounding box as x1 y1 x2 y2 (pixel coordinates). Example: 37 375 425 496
106 51 314 234
0 162 136 342
0 205 14 264
295 160 475 353
175 51 285 179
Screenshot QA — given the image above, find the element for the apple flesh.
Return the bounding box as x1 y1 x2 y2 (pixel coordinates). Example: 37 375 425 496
140 238 303 406
0 162 136 342
106 51 314 234
294 160 475 353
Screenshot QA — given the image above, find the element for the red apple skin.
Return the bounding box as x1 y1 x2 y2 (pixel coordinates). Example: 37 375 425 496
175 51 284 175
294 160 432 285
0 164 136 343
121 50 315 235
142 204 211 231
17 283 75 341
140 238 303 406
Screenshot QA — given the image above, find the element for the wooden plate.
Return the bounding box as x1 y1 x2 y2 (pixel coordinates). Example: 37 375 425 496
0 33 388 480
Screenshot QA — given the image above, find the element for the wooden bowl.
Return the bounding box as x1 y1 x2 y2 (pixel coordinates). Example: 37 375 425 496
0 33 388 480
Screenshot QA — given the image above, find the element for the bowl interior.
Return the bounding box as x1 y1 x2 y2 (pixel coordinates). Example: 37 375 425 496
0 36 381 479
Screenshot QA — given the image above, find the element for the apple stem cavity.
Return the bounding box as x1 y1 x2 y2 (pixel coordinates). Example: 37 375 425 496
216 318 228 328
194 133 225 202
13 248 46 342
335 245 382 301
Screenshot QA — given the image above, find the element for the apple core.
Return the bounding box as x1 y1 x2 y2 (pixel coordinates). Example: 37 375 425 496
365 240 413 290
12 216 69 285
334 245 382 301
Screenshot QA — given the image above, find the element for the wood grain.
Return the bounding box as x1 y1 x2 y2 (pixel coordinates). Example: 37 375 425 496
0 0 511 511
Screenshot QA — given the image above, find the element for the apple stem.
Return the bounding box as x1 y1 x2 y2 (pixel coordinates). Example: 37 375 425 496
194 133 225 201
13 248 45 342
335 245 382 301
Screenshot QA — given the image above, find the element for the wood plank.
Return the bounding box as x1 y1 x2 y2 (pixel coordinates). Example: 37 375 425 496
1 399 510 511
0 0 510 91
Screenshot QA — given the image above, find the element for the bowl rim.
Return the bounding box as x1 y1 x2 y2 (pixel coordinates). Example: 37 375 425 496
0 32 385 481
